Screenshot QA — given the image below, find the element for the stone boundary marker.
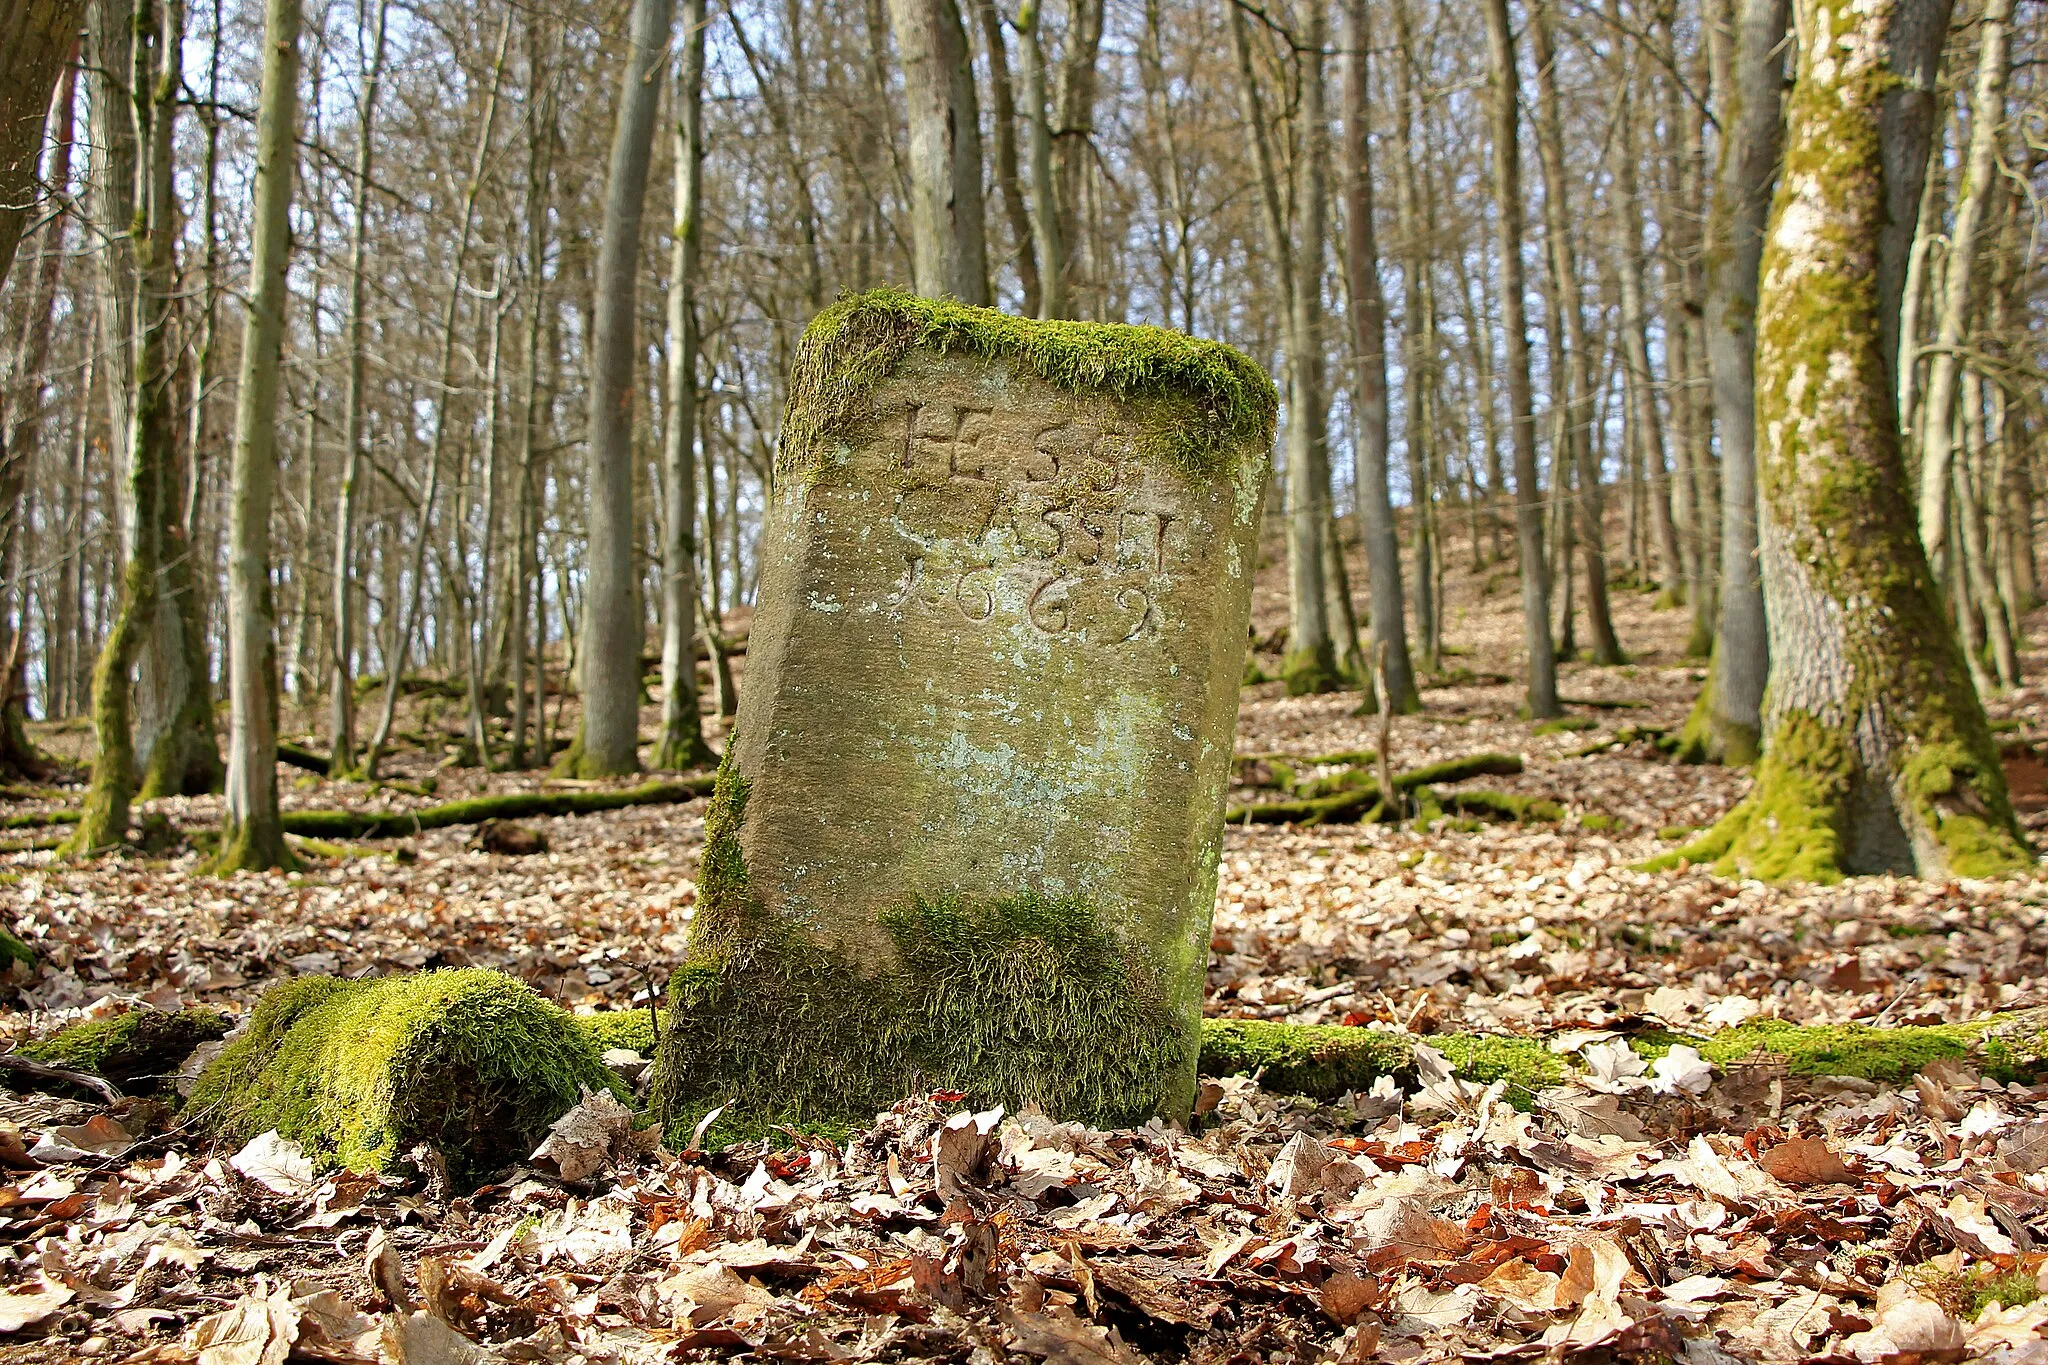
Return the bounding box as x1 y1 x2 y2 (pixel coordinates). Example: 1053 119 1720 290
657 289 1277 1130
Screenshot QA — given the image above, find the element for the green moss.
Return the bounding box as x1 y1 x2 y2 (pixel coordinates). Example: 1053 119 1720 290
1534 716 1597 736
578 1008 659 1055
657 754 1191 1136
1196 1020 1413 1098
0 928 32 971
277 778 710 840
1433 1035 1567 1095
188 970 620 1184
1910 1265 2040 1319
1578 813 1618 832
1901 742 2031 879
1280 644 1343 698
21 1007 231 1091
782 288 1277 487
1664 712 1852 883
1697 1017 1991 1084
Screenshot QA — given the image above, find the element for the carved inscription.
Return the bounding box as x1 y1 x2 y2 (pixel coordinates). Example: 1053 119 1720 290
880 400 1182 645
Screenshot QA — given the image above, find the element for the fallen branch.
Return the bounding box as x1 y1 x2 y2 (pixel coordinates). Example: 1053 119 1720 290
0 1053 121 1104
1227 753 1524 825
279 775 716 839
277 742 331 775
1567 725 1677 759
0 809 78 830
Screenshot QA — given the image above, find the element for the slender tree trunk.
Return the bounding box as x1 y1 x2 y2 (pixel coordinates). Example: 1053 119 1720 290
1915 0 2010 578
1388 0 1439 677
973 0 1038 315
1017 1 1064 319
564 0 671 776
1530 3 1622 666
328 0 389 777
655 0 715 772
1876 0 1957 384
1481 0 1559 719
1682 0 2024 883
887 0 988 304
1341 0 1415 714
1232 4 1338 696
1691 0 1790 767
216 0 301 874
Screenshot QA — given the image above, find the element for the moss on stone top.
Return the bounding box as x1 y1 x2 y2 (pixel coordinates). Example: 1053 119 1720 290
21 1007 231 1092
781 288 1278 486
189 969 620 1184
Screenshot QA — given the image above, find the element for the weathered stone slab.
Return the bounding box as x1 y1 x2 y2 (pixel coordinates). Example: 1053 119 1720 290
658 291 1274 1129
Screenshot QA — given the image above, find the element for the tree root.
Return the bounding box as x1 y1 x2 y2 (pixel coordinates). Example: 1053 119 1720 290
277 775 715 839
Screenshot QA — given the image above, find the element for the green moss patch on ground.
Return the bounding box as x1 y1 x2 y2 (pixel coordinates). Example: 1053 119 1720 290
189 969 619 1184
21 1007 231 1091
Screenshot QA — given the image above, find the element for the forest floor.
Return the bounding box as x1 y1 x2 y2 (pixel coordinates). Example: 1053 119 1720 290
3 535 2048 1363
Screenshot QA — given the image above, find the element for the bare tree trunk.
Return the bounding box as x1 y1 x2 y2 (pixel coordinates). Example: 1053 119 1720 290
216 0 301 874
1017 1 1064 319
327 0 389 777
1915 0 2009 578
1692 0 1790 767
973 0 1038 315
1876 0 1957 384
887 0 988 304
0 0 84 293
1681 0 2023 883
1481 0 1559 719
655 0 715 772
1530 2 1622 666
1233 4 1339 697
1389 0 1439 677
1339 0 1415 715
564 0 671 776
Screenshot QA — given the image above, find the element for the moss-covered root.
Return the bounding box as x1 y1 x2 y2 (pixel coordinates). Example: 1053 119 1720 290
1225 753 1527 826
20 1007 231 1092
1280 643 1344 698
0 928 32 971
189 970 620 1184
1654 713 2030 883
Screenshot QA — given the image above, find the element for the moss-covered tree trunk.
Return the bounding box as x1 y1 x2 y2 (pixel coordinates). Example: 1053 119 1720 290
1679 0 2028 883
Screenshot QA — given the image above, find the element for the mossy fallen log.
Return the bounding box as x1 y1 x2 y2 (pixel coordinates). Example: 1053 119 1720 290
276 743 331 775
278 776 714 840
0 809 79 830
18 1007 231 1093
189 970 620 1183
583 1008 2048 1111
0 927 33 969
1226 753 1526 825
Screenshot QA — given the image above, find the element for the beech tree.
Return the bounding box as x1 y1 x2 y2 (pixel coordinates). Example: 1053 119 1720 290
216 0 302 873
1677 0 2028 882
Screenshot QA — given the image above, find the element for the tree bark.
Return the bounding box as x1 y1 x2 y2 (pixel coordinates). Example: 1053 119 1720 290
1481 0 1559 719
1875 0 1956 384
566 0 670 778
886 0 988 304
1017 1 1064 319
0 0 84 294
1914 0 2009 578
655 0 715 773
1680 0 2026 883
215 0 301 874
1529 3 1622 667
973 0 1038 315
1694 0 1791 766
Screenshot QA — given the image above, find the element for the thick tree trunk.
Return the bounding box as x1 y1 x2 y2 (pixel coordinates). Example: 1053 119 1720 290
1481 0 1559 719
1681 0 2026 883
1339 2 1414 713
570 0 670 780
0 0 84 294
886 0 988 305
216 0 301 874
1694 0 1791 767
655 0 715 773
